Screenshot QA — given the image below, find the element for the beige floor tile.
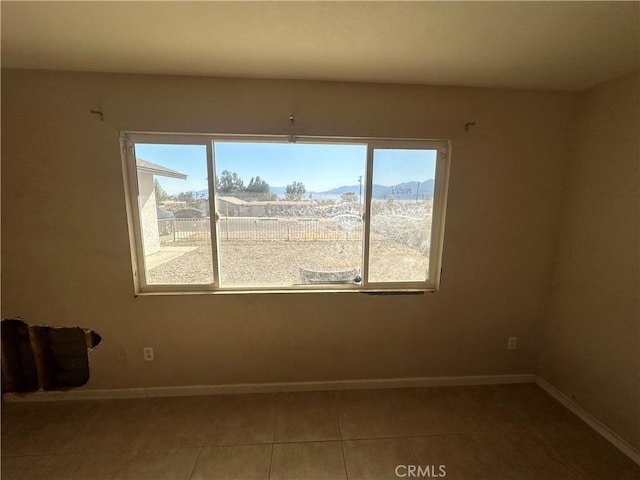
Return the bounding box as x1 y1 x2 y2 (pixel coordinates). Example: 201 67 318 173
490 384 584 429
62 398 155 453
392 386 526 436
409 431 580 480
408 433 491 479
0 455 55 480
274 392 340 443
343 437 417 480
1 420 76 456
114 447 200 480
336 390 405 440
2 402 47 438
2 387 637 480
536 424 640 480
1 400 103 456
270 441 346 480
205 394 277 446
40 451 126 480
136 396 215 449
389 388 445 436
191 444 272 480
2 400 102 425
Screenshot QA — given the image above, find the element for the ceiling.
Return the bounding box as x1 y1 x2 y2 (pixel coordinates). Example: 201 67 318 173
1 1 638 91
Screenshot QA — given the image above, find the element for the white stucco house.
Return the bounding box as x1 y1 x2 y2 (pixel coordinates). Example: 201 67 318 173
216 196 312 217
136 158 187 255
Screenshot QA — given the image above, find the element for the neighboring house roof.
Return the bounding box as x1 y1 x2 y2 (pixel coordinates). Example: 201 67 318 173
217 196 247 205
136 158 187 180
249 201 312 206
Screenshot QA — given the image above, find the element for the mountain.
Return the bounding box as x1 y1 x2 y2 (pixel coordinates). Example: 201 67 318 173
320 185 359 195
323 179 434 198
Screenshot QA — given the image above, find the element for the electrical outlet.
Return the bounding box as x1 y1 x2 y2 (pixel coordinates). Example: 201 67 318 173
507 337 518 350
143 347 154 361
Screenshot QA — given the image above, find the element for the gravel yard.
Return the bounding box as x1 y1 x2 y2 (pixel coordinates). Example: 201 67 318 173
147 239 428 286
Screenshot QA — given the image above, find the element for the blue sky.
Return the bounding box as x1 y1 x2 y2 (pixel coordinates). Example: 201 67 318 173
134 142 436 195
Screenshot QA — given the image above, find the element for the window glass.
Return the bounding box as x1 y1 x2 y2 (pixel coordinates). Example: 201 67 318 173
368 148 436 283
133 143 213 285
213 142 367 287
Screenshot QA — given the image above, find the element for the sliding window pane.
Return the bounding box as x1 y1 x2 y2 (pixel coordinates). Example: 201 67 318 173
213 142 366 287
133 143 213 284
368 148 436 283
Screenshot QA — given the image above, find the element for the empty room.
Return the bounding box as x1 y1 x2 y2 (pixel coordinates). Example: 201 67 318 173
1 2 638 479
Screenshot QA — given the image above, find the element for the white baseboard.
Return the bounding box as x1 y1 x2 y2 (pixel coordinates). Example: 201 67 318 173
536 376 640 466
2 373 535 402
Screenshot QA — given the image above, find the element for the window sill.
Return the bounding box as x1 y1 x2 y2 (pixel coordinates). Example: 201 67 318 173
133 287 431 297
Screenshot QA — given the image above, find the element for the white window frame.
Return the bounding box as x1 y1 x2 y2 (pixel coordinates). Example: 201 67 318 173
121 132 451 295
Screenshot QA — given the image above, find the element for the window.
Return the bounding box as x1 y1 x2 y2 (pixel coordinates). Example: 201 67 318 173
122 133 450 293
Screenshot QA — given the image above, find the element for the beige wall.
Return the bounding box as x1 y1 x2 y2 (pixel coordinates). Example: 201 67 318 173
539 71 640 449
1 70 574 390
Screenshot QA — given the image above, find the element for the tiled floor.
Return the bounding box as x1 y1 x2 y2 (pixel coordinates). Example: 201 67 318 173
2 384 639 479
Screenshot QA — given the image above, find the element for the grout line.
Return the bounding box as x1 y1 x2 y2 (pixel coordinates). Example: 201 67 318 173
189 399 218 478
527 426 587 480
11 431 565 456
1 446 202 458
186 446 204 480
340 440 350 480
335 391 347 443
404 435 421 467
271 437 342 445
202 402 218 447
267 443 275 480
84 428 529 451
267 394 280 479
271 392 281 444
335 391 349 480
0 431 550 460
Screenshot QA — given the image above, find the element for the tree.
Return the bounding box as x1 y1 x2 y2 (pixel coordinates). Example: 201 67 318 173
154 179 169 204
246 176 270 193
217 170 245 193
341 192 357 202
177 191 196 204
285 181 306 201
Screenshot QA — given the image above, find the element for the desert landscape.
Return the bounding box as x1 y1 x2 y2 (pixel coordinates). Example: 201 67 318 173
146 200 432 287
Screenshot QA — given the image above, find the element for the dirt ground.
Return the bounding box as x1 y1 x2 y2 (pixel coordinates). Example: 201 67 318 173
147 240 428 286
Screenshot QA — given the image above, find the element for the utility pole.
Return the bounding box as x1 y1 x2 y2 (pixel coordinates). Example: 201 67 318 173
358 175 363 214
